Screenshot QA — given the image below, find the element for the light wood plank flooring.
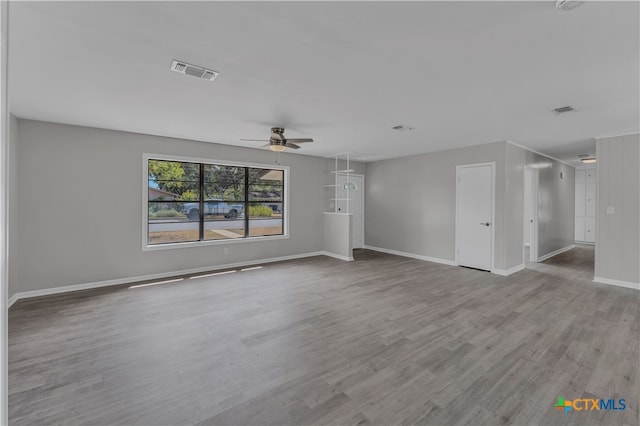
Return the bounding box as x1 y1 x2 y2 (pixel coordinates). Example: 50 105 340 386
9 246 639 425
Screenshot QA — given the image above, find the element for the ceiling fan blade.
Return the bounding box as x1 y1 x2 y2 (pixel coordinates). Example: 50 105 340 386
285 138 313 143
286 143 301 149
260 143 271 148
240 139 270 142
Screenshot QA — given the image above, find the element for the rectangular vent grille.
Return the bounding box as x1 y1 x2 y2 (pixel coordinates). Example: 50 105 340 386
552 105 576 114
184 65 205 78
392 125 415 131
170 60 219 82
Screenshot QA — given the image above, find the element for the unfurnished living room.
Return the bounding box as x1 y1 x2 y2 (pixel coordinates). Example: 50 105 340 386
0 1 639 425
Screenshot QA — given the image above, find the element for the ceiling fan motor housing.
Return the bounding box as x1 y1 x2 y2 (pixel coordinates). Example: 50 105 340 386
270 127 286 145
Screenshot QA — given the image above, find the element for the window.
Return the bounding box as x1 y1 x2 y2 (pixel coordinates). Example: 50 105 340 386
146 156 286 247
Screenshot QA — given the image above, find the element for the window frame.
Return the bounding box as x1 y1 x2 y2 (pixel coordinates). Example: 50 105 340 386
142 153 289 251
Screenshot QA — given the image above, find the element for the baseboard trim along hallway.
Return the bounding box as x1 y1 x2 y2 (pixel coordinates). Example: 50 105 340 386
492 264 526 276
537 244 576 262
593 276 640 291
362 245 456 266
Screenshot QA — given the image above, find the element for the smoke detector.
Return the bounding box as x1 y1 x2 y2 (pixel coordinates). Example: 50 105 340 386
170 60 219 82
552 105 576 115
556 0 585 11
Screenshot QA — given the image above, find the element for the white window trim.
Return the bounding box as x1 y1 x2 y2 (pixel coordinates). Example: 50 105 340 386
142 153 290 251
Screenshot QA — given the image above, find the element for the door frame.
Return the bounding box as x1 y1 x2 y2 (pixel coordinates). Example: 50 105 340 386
337 173 365 249
525 167 539 262
455 162 496 272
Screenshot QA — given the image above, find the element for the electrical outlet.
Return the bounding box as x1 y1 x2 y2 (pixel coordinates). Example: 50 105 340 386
224 248 229 255
606 206 615 215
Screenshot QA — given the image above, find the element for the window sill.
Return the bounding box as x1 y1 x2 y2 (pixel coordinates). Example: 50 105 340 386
142 234 289 252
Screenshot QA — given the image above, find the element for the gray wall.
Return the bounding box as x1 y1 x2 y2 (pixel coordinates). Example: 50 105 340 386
12 119 328 293
504 143 575 266
365 141 507 269
323 213 352 259
595 134 640 284
365 141 575 271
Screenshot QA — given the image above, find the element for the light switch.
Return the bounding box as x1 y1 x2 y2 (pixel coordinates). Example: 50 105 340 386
606 206 615 214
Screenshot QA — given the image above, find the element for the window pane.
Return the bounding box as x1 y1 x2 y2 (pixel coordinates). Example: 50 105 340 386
148 160 199 182
203 165 245 201
146 160 285 245
204 219 245 240
148 159 200 201
148 202 192 221
148 181 200 201
203 184 244 202
148 224 199 244
248 168 283 202
249 202 283 236
249 219 283 237
202 201 245 220
148 202 199 245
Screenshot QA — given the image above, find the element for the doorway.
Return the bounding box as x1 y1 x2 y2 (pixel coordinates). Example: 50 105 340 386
336 174 364 249
455 163 495 271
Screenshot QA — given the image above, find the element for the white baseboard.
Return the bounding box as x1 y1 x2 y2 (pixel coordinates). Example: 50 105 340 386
321 251 354 262
593 276 640 291
7 293 18 309
492 264 526 276
8 251 326 307
538 244 576 262
363 245 456 266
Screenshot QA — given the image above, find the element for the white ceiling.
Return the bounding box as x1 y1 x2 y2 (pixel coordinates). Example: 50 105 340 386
8 1 639 165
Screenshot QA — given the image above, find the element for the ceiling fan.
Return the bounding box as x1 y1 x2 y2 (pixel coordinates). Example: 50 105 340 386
241 127 314 152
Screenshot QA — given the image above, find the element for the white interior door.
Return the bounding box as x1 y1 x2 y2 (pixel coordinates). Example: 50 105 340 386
456 164 494 271
336 174 364 249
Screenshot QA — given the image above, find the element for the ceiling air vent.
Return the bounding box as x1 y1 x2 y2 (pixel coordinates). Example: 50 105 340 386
556 0 585 11
170 60 219 82
392 125 415 131
552 105 576 115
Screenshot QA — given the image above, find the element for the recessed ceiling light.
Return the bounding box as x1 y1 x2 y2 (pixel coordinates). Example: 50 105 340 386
170 59 219 82
392 125 415 131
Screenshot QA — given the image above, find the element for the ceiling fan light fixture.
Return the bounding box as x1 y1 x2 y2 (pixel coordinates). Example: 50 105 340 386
270 145 286 152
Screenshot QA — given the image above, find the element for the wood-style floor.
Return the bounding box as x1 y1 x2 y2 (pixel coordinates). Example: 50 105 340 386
9 246 639 425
